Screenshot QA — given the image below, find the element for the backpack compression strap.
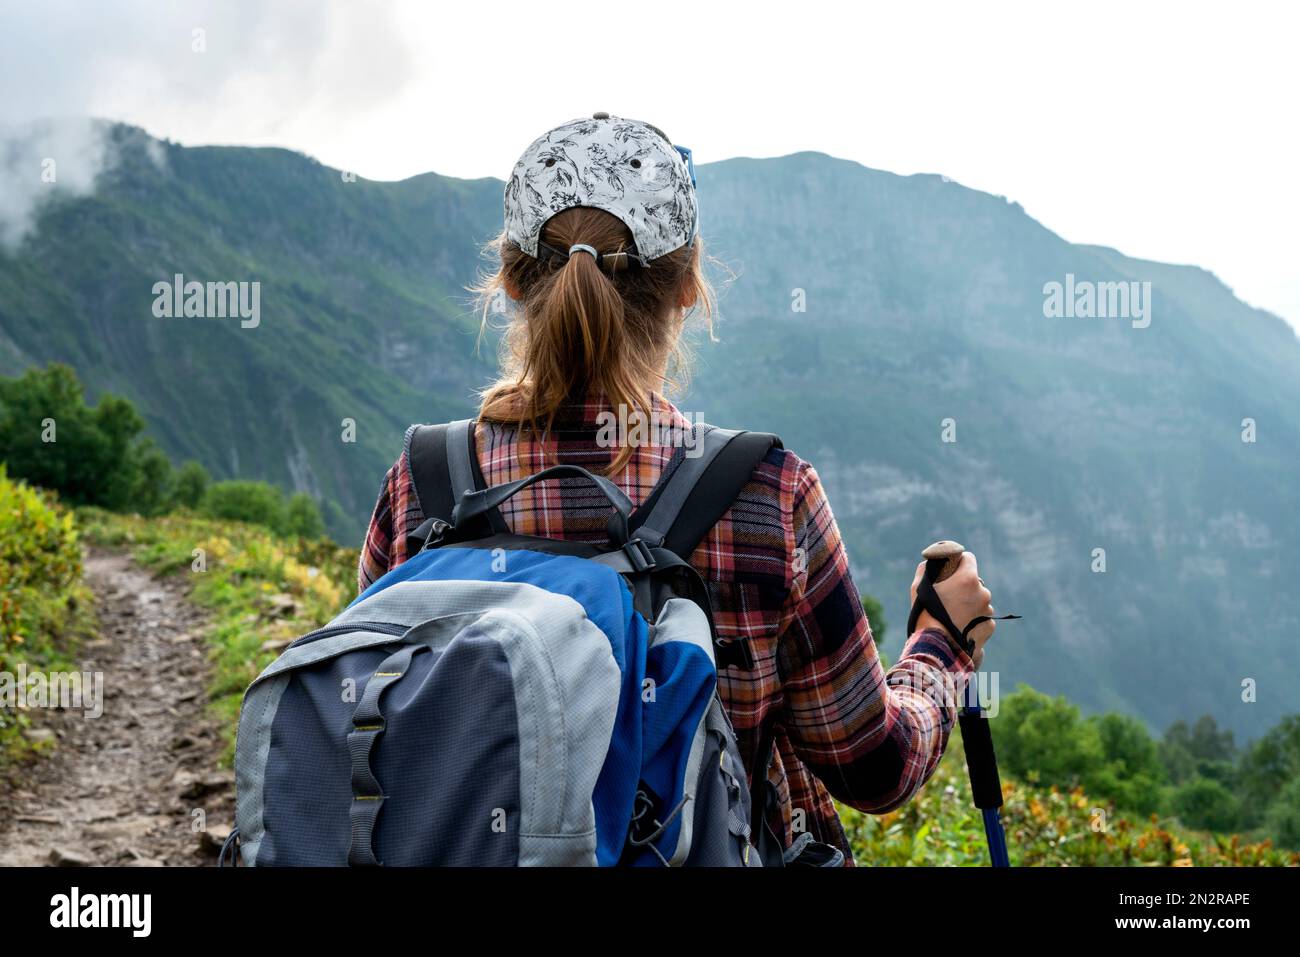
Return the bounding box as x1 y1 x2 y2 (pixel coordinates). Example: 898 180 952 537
406 420 506 553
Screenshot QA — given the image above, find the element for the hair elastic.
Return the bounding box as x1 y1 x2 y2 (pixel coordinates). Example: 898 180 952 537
568 244 599 260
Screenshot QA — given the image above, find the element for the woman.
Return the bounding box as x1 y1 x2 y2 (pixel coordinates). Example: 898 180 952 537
359 113 997 864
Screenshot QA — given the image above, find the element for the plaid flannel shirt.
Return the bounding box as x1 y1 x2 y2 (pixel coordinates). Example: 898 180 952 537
358 392 975 864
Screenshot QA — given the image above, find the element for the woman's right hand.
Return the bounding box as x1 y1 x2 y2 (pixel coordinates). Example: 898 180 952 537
909 552 997 662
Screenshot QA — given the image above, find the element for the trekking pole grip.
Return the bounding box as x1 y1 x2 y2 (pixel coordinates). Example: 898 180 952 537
910 540 974 658
922 539 965 584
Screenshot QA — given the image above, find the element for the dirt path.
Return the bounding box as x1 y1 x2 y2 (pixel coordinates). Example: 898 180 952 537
0 549 233 867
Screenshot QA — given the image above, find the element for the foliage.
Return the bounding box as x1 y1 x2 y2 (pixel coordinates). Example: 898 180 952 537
1236 715 1300 836
1162 715 1237 785
916 685 1300 851
840 734 1299 867
198 480 327 541
1084 711 1166 816
200 480 288 531
1171 777 1240 833
284 492 327 540
171 460 210 509
0 363 166 514
1263 777 1300 850
0 364 328 539
993 686 1104 786
0 468 95 765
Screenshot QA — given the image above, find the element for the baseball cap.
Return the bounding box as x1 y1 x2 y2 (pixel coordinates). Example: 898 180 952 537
503 112 699 264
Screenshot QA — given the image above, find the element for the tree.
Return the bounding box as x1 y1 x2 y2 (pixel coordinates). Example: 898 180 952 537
1161 715 1237 786
128 440 175 516
1263 776 1300 850
994 686 1103 788
283 492 326 540
1 365 343 542
1085 712 1166 814
1171 777 1240 833
1236 715 1300 828
0 363 148 509
171 460 211 509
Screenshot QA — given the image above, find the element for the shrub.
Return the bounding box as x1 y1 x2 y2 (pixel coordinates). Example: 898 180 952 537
0 467 94 764
284 492 326 540
129 440 175 516
171 460 211 510
198 480 327 540
1171 777 1240 833
200 480 287 530
1236 716 1300 834
840 736 1298 867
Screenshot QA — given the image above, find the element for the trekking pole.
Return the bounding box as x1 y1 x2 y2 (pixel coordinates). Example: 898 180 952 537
913 541 1013 867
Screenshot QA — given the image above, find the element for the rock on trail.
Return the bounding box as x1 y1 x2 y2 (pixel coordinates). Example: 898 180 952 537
0 549 234 867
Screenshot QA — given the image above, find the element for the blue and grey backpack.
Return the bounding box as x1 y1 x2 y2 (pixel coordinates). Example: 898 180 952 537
226 419 782 866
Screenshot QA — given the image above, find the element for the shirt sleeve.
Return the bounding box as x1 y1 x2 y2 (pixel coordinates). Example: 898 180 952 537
775 457 975 813
357 458 402 595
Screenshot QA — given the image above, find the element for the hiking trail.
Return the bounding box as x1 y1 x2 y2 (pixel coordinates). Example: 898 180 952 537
0 549 233 867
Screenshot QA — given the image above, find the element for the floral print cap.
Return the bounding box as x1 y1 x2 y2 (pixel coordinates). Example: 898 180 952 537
504 113 699 263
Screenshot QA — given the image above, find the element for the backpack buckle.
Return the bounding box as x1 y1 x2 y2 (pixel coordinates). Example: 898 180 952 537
413 517 451 552
623 538 656 572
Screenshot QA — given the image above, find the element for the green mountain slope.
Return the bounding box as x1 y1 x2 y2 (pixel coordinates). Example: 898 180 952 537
0 124 502 539
2 126 1296 738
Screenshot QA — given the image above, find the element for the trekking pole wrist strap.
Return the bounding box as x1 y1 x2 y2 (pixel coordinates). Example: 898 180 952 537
909 574 976 655
907 571 1021 657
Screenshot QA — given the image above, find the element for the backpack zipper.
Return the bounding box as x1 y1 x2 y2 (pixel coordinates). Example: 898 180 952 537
286 620 407 650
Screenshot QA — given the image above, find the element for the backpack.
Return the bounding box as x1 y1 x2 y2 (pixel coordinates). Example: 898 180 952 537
228 419 782 866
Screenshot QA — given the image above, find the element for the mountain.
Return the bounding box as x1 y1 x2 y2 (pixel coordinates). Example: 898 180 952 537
2 123 1296 737
0 123 503 538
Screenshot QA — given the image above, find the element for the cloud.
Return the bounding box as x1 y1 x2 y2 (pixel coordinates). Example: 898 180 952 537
0 117 173 250
0 1 413 127
0 0 412 245
0 118 112 249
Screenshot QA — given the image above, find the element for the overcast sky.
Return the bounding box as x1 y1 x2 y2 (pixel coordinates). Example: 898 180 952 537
2 0 1296 329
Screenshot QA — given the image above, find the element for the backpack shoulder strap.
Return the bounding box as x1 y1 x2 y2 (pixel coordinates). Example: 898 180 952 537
406 420 505 552
407 422 455 525
631 427 783 559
